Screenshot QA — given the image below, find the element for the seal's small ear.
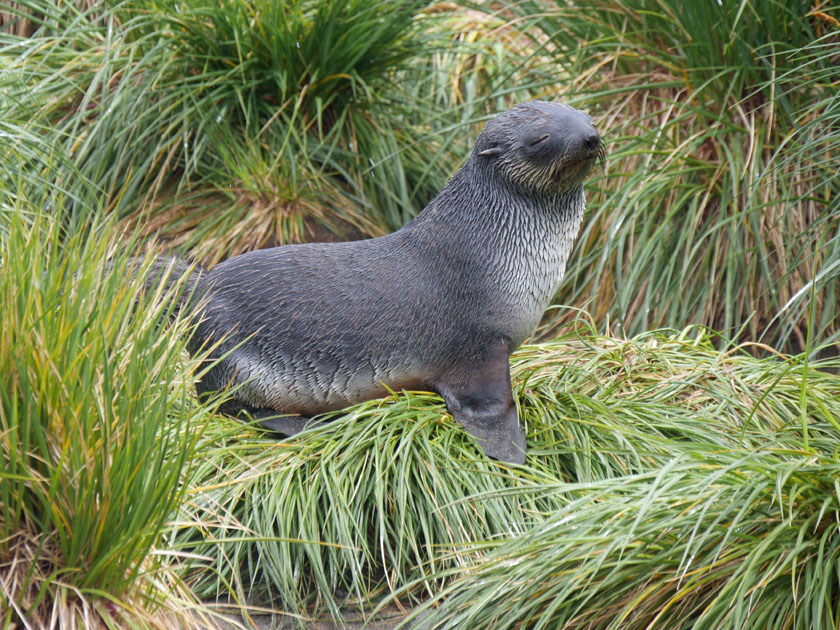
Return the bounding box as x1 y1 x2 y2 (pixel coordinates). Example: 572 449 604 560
478 146 502 157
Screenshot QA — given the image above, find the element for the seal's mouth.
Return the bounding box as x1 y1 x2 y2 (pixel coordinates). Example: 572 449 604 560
549 139 606 186
550 156 601 186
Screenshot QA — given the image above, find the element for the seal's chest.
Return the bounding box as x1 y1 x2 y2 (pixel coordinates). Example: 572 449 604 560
496 204 583 347
503 245 568 344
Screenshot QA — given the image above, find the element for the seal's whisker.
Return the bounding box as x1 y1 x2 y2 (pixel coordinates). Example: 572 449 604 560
597 142 607 170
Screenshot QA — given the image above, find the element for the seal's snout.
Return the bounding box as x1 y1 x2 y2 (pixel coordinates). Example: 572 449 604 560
521 102 600 162
581 127 606 170
583 129 600 152
562 114 600 158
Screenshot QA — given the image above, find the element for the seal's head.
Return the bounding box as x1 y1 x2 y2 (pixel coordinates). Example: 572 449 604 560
472 100 604 194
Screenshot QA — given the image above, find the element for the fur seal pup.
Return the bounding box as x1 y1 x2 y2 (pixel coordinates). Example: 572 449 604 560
159 101 602 464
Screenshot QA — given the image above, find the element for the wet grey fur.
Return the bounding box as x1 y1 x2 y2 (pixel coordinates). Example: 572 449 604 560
148 101 601 464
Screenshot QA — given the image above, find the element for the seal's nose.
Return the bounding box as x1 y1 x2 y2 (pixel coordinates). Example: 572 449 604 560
583 129 600 151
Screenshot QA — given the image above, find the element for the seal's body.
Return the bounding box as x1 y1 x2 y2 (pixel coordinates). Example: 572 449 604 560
176 101 601 464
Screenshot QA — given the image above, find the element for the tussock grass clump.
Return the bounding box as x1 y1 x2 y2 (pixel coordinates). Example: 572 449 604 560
172 326 840 624
115 0 440 255
412 451 840 630
0 208 218 628
512 331 840 481
403 331 840 629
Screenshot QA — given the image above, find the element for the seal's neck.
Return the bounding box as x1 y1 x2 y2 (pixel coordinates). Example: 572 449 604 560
416 161 585 251
406 161 586 347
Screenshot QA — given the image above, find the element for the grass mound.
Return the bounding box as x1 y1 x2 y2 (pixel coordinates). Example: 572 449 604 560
171 327 840 625
405 332 840 629
171 397 567 620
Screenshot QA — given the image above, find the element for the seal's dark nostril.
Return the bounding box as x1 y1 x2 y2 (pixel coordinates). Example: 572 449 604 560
584 130 600 150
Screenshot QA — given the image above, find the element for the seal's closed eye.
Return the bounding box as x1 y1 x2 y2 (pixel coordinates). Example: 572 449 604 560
478 146 502 157
529 134 550 147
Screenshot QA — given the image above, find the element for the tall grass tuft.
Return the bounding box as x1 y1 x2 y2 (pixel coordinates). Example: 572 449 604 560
506 0 840 353
115 0 442 254
0 0 537 264
0 197 216 627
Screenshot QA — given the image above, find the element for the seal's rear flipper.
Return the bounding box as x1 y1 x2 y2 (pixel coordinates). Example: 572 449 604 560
221 400 320 437
436 339 527 465
256 414 321 437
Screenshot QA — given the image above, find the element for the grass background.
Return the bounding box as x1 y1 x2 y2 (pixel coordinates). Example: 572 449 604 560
1 0 839 628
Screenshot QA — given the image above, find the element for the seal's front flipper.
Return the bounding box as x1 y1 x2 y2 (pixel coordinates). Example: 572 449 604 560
436 339 526 465
450 397 526 465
